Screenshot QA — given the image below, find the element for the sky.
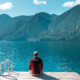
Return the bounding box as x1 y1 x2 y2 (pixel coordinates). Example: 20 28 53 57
0 0 80 17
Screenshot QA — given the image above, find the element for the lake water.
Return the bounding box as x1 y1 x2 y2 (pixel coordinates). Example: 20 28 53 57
0 41 80 74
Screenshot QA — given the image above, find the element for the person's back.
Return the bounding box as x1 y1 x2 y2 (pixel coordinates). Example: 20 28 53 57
29 51 43 76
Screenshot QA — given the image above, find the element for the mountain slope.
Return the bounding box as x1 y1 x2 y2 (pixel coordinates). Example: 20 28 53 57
5 15 32 34
24 12 53 40
1 12 55 40
45 5 80 41
0 15 33 40
0 14 12 31
51 14 57 19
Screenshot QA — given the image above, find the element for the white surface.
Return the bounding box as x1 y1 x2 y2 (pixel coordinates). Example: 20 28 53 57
0 72 80 80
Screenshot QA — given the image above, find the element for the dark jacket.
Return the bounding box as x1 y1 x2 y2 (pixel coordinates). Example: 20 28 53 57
29 57 43 74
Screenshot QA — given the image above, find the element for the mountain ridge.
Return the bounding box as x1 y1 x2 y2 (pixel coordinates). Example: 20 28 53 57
0 5 80 41
40 5 80 41
0 12 57 40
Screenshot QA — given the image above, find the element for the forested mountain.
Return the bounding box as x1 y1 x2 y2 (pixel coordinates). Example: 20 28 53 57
0 12 57 40
0 15 33 40
0 14 11 32
22 12 53 41
1 5 80 41
51 14 57 19
40 5 80 41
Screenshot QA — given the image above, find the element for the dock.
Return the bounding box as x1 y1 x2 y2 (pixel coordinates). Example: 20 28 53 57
0 72 80 80
0 60 80 80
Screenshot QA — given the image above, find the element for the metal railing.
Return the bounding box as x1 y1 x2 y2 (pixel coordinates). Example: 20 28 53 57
0 59 13 75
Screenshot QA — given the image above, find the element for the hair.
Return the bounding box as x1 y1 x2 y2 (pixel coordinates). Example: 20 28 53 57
34 51 38 56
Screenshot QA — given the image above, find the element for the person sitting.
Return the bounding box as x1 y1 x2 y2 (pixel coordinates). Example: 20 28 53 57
29 51 43 76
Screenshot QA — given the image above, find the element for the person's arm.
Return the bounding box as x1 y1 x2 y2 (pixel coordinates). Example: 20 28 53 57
29 60 31 70
39 59 43 73
40 59 43 69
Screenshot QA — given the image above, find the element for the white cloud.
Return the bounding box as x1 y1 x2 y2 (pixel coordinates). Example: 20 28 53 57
33 0 47 5
62 0 80 7
0 2 13 10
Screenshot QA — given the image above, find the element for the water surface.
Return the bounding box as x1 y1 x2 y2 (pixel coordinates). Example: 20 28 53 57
0 41 80 74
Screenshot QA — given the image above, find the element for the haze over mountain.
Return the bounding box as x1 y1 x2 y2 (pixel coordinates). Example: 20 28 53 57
22 12 53 41
0 15 33 40
51 14 57 19
0 12 56 40
40 5 80 41
0 5 80 41
0 14 11 31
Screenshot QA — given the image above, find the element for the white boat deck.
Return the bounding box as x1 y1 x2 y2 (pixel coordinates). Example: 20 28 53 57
0 72 80 80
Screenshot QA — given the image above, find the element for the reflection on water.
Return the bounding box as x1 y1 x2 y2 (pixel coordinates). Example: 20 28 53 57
0 41 80 74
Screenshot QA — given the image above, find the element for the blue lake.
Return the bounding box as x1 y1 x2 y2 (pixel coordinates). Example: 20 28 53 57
0 41 80 74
